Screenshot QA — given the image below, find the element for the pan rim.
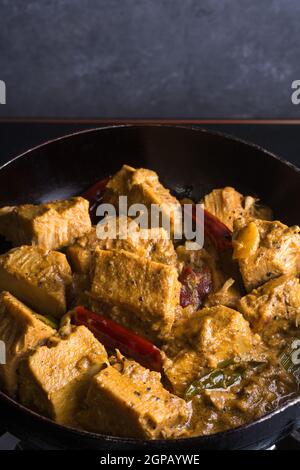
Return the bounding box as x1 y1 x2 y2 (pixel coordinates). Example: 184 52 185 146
1 123 300 176
1 388 300 446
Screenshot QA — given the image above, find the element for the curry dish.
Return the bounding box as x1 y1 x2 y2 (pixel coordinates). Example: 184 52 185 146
0 164 299 439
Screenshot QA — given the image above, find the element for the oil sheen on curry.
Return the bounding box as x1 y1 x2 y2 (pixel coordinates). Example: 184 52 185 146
0 164 299 439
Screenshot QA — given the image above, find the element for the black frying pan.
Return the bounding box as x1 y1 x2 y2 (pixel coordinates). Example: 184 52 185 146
0 125 299 450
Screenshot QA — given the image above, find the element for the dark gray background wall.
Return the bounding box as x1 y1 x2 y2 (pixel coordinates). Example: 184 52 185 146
0 0 300 118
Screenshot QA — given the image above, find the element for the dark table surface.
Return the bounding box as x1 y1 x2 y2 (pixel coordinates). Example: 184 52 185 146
1 1 300 120
1 121 300 170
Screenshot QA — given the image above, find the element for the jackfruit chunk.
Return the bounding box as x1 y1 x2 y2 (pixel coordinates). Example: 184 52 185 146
18 326 108 425
0 197 91 250
90 248 180 336
78 358 189 438
0 246 72 318
233 219 300 291
0 291 54 396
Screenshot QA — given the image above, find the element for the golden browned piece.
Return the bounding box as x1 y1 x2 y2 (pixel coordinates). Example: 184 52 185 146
66 221 176 274
203 186 272 231
193 306 265 367
233 219 300 291
0 246 72 318
90 248 181 336
18 326 108 425
0 197 91 250
0 292 55 396
78 356 189 439
66 227 100 274
164 305 266 396
104 165 181 235
238 275 300 344
163 349 205 397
